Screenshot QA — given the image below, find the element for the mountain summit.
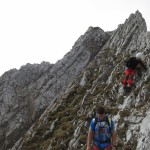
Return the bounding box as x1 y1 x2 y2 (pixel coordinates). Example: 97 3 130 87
0 11 150 150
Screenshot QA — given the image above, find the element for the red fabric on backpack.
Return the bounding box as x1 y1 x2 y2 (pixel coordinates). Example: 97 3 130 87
92 144 99 150
105 144 112 150
93 144 112 150
125 68 135 75
122 79 127 86
127 78 133 86
123 78 134 86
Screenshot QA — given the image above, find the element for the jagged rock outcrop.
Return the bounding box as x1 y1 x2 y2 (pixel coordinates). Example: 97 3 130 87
1 11 150 150
0 28 110 150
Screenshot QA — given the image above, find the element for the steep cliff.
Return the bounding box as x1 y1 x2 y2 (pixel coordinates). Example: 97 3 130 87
0 28 110 150
1 11 150 150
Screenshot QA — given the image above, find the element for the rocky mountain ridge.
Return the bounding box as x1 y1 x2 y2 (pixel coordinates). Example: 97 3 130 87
0 27 110 150
0 10 150 150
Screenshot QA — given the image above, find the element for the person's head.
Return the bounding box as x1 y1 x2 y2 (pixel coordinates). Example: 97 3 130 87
96 106 105 119
135 52 144 60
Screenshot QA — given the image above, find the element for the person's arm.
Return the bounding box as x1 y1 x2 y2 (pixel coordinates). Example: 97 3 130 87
111 129 117 150
139 60 147 71
86 130 93 150
110 119 117 150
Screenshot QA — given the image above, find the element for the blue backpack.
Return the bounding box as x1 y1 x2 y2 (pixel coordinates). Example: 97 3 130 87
93 116 112 143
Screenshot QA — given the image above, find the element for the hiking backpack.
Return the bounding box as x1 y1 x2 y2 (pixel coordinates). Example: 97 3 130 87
93 116 111 133
93 116 112 143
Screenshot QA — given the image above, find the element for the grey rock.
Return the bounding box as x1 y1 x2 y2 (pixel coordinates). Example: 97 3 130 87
1 10 150 150
0 27 109 150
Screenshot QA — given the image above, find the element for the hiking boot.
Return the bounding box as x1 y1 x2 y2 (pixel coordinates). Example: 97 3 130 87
132 83 136 88
127 83 136 89
123 85 132 94
123 85 127 90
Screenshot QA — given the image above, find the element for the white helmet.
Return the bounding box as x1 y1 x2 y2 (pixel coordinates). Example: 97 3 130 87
136 52 144 59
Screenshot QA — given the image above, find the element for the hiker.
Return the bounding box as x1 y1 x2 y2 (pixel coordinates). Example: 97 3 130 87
86 106 117 150
122 52 147 89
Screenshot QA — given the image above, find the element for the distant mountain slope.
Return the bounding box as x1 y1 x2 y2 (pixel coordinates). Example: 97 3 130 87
13 11 150 150
1 11 150 150
0 26 110 150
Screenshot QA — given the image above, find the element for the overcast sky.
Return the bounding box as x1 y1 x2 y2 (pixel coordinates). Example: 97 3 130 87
0 0 150 76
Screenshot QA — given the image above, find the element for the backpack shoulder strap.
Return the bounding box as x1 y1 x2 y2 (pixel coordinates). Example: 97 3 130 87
105 116 110 126
94 116 111 128
94 117 98 128
93 116 112 140
93 117 98 134
105 116 112 133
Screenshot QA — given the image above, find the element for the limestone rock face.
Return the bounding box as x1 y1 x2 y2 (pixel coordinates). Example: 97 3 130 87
12 11 150 150
104 10 147 52
0 27 109 150
1 11 150 150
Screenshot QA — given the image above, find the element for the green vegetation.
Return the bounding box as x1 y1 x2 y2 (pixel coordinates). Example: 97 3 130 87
119 109 130 118
117 127 127 139
105 107 119 115
125 139 138 150
20 46 149 150
117 96 124 104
